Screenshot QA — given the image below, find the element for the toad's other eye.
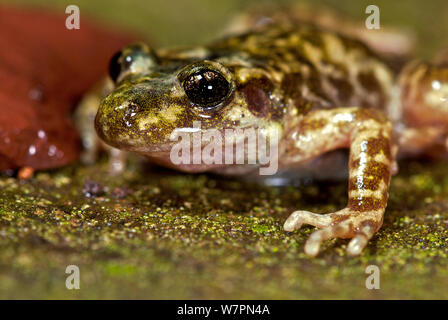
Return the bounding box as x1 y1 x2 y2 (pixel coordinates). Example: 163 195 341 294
109 50 123 82
182 69 230 109
108 43 159 83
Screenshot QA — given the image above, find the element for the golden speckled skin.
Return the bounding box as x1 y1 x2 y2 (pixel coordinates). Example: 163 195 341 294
93 21 448 257
96 24 393 154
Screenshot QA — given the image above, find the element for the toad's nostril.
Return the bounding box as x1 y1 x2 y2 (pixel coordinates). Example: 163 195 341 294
122 103 141 127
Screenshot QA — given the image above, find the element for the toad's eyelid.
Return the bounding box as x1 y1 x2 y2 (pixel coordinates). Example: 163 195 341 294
128 55 156 73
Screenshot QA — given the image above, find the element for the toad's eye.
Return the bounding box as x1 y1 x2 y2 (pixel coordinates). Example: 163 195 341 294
109 50 123 82
109 43 159 82
182 69 230 109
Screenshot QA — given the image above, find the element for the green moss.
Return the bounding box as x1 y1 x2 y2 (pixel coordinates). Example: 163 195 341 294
0 156 448 299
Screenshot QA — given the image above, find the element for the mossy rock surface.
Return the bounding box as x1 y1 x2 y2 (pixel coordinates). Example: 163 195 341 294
1 157 447 299
2 0 448 299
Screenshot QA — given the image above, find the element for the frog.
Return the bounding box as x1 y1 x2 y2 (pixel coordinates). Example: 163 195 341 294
89 12 448 257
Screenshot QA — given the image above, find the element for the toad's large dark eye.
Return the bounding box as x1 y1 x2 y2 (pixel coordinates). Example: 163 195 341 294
182 69 230 109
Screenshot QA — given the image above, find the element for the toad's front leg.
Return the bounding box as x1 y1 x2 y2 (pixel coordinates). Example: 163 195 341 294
282 107 394 257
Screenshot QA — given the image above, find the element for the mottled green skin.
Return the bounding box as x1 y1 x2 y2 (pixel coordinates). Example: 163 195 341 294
95 24 392 156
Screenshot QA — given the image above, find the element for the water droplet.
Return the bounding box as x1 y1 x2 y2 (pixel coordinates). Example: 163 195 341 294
37 130 46 139
48 145 57 157
28 145 36 155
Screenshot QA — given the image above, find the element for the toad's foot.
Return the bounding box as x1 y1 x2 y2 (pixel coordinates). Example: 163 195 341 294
281 108 393 257
284 208 381 257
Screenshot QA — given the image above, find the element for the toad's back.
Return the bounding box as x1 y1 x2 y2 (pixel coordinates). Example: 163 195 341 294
208 24 394 115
